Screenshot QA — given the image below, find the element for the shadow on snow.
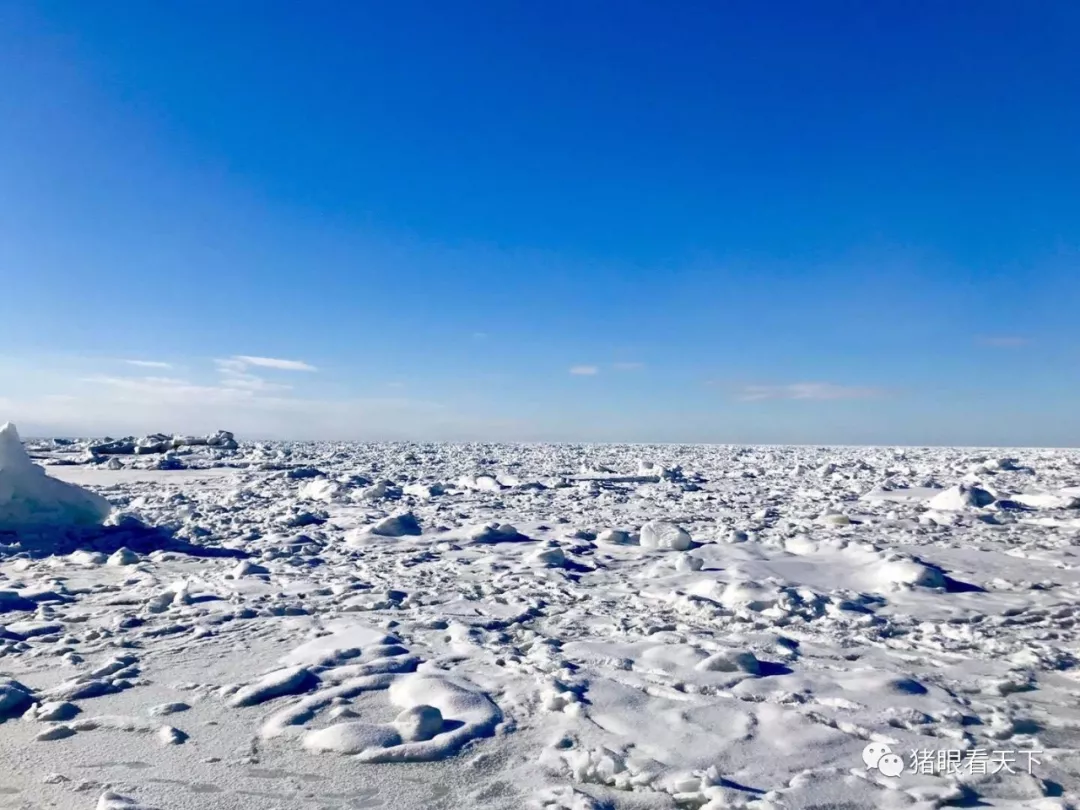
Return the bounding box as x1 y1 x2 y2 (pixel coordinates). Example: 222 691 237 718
0 521 248 561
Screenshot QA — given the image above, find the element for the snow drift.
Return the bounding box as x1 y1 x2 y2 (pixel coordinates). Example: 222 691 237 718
0 423 111 529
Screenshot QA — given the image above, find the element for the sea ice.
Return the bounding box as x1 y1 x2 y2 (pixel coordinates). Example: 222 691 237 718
0 437 1075 809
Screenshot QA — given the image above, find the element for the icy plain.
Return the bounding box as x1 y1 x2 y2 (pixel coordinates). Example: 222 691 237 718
1 428 1079 809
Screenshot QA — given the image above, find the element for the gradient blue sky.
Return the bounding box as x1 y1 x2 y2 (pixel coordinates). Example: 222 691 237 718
1 1 1077 444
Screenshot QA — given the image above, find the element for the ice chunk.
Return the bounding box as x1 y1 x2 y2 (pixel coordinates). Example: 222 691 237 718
96 791 161 810
356 480 398 501
157 725 188 745
530 543 566 567
927 484 994 510
467 523 528 544
0 423 111 528
638 460 667 477
403 482 445 498
228 560 270 578
696 650 760 675
368 511 422 537
597 529 634 545
675 553 703 572
876 559 946 589
639 521 692 551
147 702 190 717
475 475 503 491
298 478 344 502
27 701 80 722
817 510 852 526
0 677 35 718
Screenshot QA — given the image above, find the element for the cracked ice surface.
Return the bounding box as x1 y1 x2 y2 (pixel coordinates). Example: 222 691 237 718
0 438 1079 808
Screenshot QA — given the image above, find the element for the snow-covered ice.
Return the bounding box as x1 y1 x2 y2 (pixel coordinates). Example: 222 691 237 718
0 423 111 529
0 433 1079 808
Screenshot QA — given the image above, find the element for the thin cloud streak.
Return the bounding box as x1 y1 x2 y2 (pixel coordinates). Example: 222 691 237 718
736 382 885 402
231 355 318 372
213 360 292 393
123 359 173 369
976 335 1030 347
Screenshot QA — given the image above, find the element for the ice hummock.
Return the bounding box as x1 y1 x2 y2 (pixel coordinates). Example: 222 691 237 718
0 422 111 529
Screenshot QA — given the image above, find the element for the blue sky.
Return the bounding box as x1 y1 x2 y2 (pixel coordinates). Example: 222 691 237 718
1 1 1077 445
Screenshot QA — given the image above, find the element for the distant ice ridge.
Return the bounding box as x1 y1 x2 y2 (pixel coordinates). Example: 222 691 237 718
90 429 237 456
0 422 112 529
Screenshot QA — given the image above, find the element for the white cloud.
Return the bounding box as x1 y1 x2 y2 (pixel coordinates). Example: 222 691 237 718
213 359 292 393
976 335 1029 347
221 375 293 393
736 382 884 402
7 372 485 440
123 359 173 369
0 355 558 441
83 375 254 402
0 350 532 441
569 365 599 376
215 358 248 374
231 355 317 372
612 362 644 371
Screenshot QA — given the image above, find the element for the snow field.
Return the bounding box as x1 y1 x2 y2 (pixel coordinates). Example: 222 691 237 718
1 433 1079 808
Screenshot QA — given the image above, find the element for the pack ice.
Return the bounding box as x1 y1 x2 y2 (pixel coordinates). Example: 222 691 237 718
0 437 1077 810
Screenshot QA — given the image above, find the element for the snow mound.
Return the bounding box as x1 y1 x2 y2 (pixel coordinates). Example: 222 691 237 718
696 650 760 674
0 423 111 529
394 704 444 741
467 522 529 544
529 542 566 567
367 511 422 537
875 558 946 590
927 484 995 510
303 721 401 754
229 666 319 707
1012 492 1080 510
355 674 502 762
639 520 692 551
